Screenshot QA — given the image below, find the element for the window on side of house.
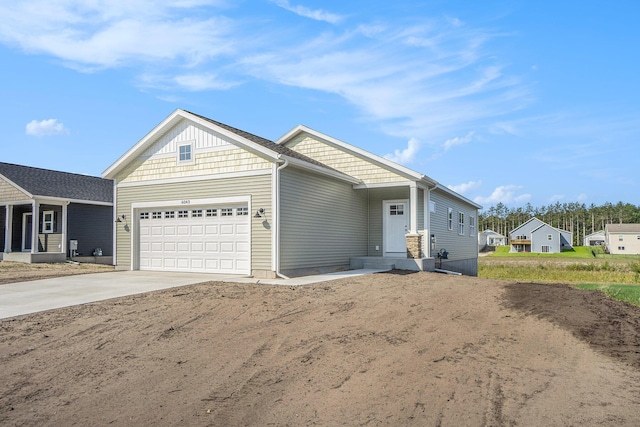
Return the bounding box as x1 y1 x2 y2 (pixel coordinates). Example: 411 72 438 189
541 245 550 253
429 201 436 213
447 208 453 231
618 246 625 251
469 216 476 237
177 142 193 164
547 234 552 241
42 210 55 234
458 212 465 235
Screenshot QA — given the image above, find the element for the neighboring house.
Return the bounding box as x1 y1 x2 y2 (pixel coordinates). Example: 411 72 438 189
102 109 481 277
478 229 507 251
509 217 573 253
583 230 605 246
0 162 114 263
604 224 640 255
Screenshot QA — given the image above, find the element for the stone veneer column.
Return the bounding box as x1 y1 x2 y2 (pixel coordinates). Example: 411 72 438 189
406 234 422 259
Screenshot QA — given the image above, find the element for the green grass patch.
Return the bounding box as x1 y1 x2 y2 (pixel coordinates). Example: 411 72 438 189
488 246 599 259
576 283 640 307
479 262 639 284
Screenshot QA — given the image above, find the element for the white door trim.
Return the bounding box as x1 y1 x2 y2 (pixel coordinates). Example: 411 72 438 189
382 199 409 256
21 212 32 252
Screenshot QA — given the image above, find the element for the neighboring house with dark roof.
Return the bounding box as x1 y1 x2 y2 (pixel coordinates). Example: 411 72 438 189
0 162 114 263
103 109 481 277
605 224 640 255
509 217 573 254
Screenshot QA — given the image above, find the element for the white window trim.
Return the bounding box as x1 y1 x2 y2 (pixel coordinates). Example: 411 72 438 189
458 211 465 236
447 207 453 231
469 215 475 237
42 210 55 234
177 141 195 165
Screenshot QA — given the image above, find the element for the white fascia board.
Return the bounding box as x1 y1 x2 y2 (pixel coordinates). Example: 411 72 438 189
283 155 361 184
103 109 280 179
33 196 113 206
433 184 482 210
0 174 32 199
276 125 424 181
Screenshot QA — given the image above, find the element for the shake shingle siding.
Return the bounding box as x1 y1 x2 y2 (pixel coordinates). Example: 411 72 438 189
279 167 367 271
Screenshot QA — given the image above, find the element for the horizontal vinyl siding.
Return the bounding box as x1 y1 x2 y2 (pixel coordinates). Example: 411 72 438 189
115 174 272 270
280 167 367 270
0 209 4 251
429 189 478 261
68 204 113 256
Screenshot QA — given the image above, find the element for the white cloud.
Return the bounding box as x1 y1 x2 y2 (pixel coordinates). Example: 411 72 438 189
576 193 588 201
383 138 420 164
474 185 531 205
549 194 565 202
448 180 481 194
271 0 343 24
0 1 235 70
443 131 474 150
25 119 69 136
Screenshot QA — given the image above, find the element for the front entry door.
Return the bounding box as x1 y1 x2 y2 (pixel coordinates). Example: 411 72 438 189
383 200 409 255
22 212 33 252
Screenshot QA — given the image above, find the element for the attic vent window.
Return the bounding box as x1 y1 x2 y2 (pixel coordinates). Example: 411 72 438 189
178 142 194 164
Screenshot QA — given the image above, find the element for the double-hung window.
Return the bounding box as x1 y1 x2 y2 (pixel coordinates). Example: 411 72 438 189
458 212 465 235
447 208 453 231
42 210 55 234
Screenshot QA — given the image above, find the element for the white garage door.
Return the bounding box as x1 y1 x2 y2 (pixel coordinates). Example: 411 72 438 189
138 205 250 274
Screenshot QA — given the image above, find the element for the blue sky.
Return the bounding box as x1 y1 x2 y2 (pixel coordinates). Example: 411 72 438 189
1 0 638 209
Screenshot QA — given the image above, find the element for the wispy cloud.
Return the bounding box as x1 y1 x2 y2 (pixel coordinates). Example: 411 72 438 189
383 138 420 164
270 0 343 24
549 194 565 202
448 180 481 195
474 185 531 205
443 131 474 150
25 119 69 137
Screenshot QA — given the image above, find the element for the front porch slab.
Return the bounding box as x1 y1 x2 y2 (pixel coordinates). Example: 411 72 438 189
2 252 67 264
350 256 435 272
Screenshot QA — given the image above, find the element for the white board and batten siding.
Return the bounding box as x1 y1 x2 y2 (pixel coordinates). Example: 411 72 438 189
429 188 479 261
279 167 368 271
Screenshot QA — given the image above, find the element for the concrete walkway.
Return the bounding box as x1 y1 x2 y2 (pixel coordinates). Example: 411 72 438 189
0 268 390 320
0 271 243 320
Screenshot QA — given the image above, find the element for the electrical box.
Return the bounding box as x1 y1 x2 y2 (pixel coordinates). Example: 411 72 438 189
69 240 78 250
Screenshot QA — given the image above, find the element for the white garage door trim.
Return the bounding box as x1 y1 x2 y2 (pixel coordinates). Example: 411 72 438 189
131 196 251 274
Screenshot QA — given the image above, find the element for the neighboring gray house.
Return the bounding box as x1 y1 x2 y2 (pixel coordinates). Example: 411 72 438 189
604 224 640 255
509 217 573 253
0 162 114 263
583 230 605 246
478 229 507 251
103 109 481 277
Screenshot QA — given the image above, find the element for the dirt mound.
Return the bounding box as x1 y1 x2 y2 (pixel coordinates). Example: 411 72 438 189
1 272 639 426
504 282 640 369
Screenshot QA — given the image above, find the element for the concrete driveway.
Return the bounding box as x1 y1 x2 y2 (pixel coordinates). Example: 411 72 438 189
0 271 243 320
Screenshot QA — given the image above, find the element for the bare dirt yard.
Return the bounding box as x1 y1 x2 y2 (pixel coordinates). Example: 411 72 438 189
1 271 639 426
0 261 113 285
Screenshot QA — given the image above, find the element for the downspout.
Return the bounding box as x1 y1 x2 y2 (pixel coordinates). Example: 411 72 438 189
275 157 290 279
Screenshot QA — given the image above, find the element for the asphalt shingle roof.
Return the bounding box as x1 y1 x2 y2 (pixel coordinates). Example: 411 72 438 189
606 224 640 233
0 162 113 203
186 111 341 173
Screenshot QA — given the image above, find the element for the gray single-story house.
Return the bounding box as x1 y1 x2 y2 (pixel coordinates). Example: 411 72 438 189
103 109 481 277
509 217 572 253
0 162 114 263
